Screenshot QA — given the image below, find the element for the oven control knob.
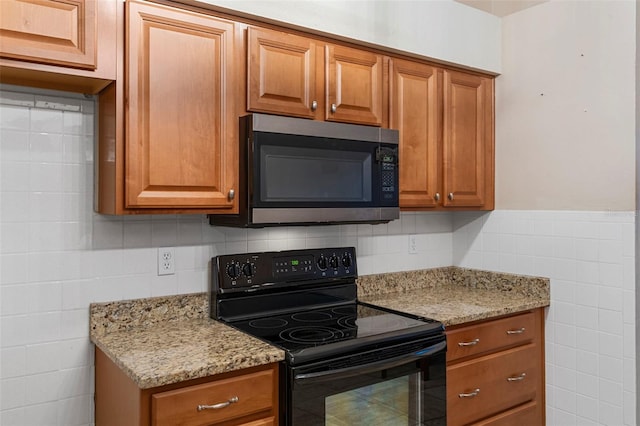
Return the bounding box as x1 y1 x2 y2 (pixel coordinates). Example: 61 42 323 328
317 256 328 271
329 255 339 269
242 262 255 277
226 263 241 279
341 254 352 268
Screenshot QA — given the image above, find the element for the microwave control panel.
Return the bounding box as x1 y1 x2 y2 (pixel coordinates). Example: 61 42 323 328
377 146 398 202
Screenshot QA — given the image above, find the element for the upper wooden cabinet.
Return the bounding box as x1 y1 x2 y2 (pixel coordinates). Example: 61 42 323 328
96 0 241 214
247 27 386 126
390 59 440 209
391 63 494 211
247 27 320 119
326 44 385 126
0 0 117 93
442 70 494 209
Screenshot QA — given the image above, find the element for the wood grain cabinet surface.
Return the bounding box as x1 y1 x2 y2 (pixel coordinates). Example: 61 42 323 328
445 309 545 426
247 26 385 126
95 348 279 426
391 60 494 211
247 26 320 119
0 0 117 93
96 0 242 214
442 70 494 209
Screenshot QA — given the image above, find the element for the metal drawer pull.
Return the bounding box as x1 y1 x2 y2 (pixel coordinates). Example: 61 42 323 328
507 373 527 382
506 328 526 335
458 388 480 398
197 396 239 411
458 338 480 347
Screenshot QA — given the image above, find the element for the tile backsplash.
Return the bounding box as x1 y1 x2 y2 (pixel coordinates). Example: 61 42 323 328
0 87 636 426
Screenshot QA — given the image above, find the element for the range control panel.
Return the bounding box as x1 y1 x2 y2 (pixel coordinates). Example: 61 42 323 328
213 247 357 292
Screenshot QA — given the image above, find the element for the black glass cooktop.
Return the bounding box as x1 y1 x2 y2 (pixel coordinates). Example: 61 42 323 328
229 302 443 364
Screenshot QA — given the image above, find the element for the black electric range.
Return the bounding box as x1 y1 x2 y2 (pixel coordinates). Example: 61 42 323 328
210 247 447 426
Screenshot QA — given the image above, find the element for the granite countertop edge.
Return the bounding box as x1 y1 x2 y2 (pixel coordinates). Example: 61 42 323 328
90 267 549 389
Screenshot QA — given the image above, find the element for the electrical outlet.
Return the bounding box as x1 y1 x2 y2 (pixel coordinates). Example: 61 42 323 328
158 247 175 276
408 235 418 254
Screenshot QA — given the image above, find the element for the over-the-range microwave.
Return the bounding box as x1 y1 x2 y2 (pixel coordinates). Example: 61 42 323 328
209 113 399 228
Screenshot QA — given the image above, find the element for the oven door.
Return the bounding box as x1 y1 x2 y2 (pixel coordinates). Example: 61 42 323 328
283 337 446 426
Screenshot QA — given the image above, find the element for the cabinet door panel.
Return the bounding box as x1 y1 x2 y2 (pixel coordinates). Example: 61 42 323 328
126 0 237 209
247 27 319 119
390 59 440 209
326 45 384 126
0 0 97 69
443 70 493 208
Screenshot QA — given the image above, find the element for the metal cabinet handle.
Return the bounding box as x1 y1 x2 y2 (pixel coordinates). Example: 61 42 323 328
311 100 318 111
331 103 337 113
434 193 440 201
197 396 239 411
228 189 235 201
506 327 526 335
458 388 480 398
507 373 527 382
448 192 454 201
458 338 479 347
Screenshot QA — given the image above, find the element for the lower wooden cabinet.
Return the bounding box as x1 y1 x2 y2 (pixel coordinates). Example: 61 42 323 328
95 349 279 426
445 309 545 425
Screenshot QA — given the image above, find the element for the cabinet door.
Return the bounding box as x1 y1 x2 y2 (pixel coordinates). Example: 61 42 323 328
126 0 238 209
442 70 494 208
326 44 384 126
0 0 97 69
247 27 320 119
390 59 440 209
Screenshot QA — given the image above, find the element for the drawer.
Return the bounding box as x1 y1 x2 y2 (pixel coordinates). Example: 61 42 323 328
152 369 275 426
472 401 540 425
447 311 537 362
447 343 539 426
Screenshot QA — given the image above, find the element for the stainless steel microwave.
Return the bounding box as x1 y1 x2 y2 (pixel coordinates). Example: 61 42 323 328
209 113 399 227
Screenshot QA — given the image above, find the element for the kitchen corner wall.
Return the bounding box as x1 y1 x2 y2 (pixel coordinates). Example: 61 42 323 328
453 210 636 425
0 86 453 425
485 0 637 425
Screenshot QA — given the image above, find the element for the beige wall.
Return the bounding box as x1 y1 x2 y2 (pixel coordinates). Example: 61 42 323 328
496 0 636 211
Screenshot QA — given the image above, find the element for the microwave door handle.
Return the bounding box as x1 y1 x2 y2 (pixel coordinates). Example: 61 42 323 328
293 340 446 385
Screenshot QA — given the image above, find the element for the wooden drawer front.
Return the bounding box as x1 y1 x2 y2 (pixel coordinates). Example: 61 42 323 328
447 312 536 362
471 401 539 426
152 369 274 426
241 417 276 426
447 344 538 426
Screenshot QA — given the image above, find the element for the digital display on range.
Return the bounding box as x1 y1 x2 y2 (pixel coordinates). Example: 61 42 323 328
274 255 313 276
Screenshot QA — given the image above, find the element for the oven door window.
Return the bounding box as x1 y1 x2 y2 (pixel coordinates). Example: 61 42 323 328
288 353 446 426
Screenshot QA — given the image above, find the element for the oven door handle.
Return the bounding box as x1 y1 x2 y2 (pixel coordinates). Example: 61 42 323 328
293 340 446 384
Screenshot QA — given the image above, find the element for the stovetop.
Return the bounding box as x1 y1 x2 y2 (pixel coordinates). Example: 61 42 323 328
211 247 444 365
227 302 443 364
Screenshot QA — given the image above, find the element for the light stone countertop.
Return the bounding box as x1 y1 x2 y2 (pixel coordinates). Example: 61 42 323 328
357 267 550 326
90 267 549 389
90 294 285 389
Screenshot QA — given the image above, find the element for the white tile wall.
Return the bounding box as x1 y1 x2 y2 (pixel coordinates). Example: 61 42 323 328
0 87 454 425
453 210 637 426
